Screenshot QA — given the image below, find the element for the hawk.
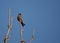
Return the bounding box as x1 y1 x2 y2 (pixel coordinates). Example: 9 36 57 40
17 13 25 26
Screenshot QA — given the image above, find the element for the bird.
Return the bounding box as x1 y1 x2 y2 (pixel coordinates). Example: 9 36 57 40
17 13 25 26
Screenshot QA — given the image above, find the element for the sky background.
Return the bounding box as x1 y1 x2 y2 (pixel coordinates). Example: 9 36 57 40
0 0 60 43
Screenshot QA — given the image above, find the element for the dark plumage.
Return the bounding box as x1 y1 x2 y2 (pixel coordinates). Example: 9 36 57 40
17 13 25 26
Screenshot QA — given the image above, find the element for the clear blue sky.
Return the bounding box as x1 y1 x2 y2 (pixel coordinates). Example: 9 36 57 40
0 0 60 43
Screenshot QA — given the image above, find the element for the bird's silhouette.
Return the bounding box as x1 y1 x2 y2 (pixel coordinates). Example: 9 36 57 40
17 13 25 26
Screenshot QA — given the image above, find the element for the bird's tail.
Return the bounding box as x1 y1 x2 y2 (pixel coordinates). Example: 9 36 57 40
21 22 25 26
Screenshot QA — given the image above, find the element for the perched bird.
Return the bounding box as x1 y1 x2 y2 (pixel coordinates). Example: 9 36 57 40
17 13 25 26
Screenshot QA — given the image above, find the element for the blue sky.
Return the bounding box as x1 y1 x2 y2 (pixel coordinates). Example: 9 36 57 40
0 0 60 43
